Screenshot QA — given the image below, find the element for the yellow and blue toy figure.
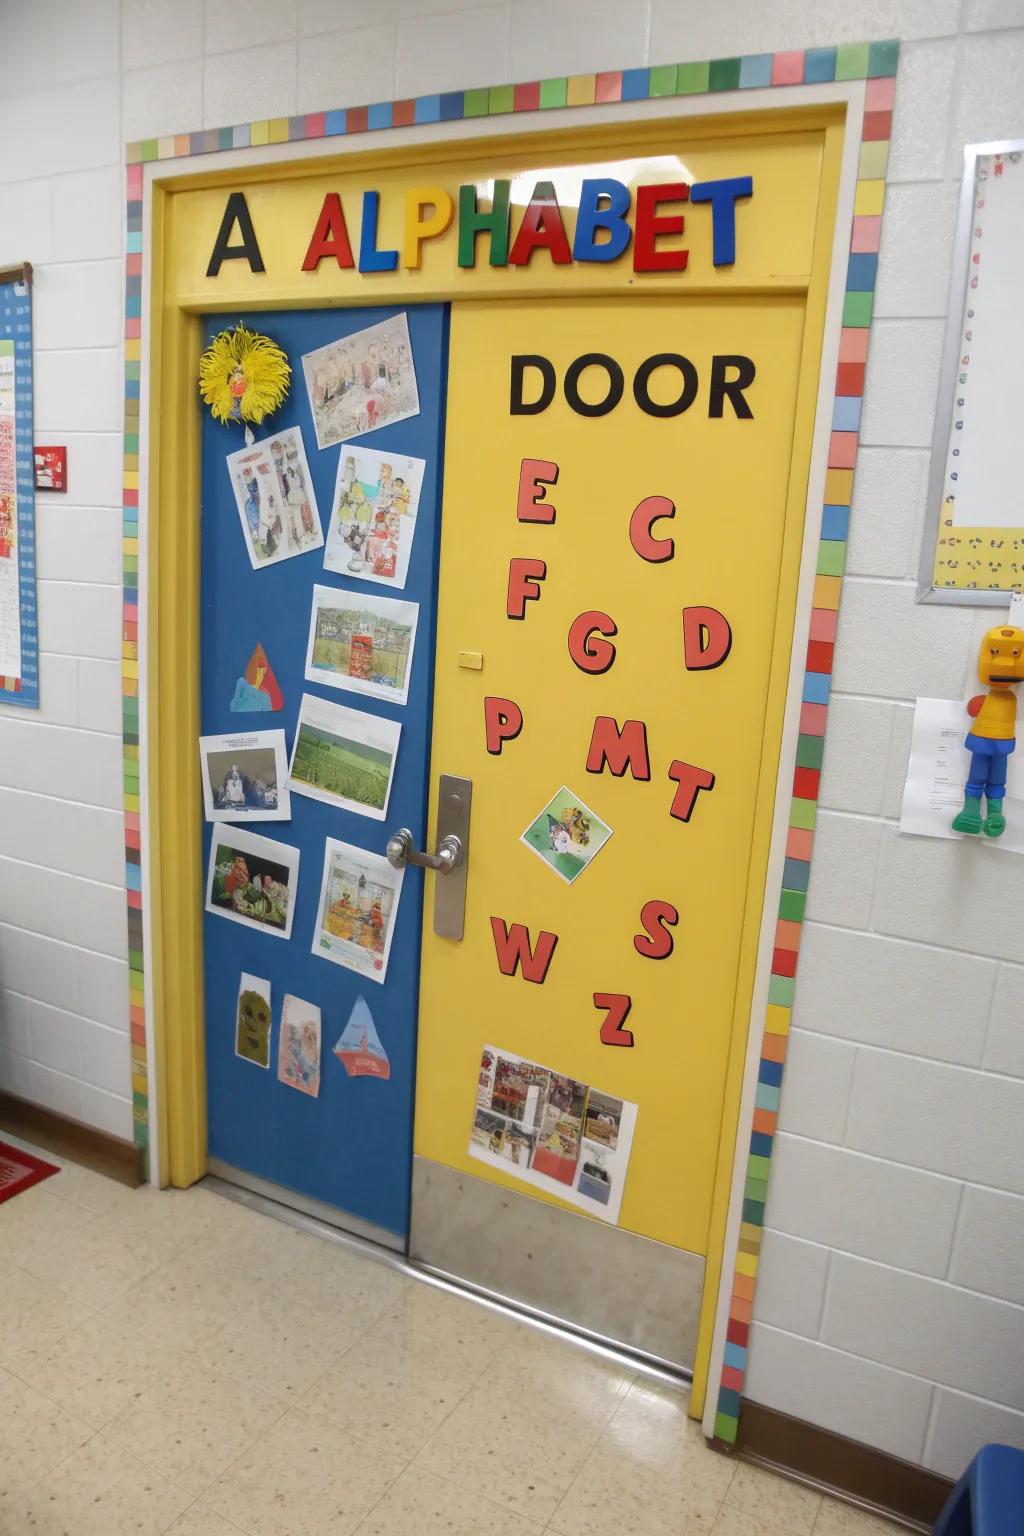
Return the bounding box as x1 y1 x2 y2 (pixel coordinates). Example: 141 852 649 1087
952 625 1024 839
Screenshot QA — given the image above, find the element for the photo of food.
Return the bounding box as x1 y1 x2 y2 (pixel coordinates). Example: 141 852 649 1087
205 827 298 940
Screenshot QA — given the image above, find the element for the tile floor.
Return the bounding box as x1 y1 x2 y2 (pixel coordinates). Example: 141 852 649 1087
0 1147 901 1536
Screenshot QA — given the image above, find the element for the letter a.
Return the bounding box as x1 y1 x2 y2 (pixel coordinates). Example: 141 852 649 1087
207 192 265 277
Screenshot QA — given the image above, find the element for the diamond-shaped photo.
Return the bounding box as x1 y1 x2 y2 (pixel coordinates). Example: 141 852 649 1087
520 786 613 885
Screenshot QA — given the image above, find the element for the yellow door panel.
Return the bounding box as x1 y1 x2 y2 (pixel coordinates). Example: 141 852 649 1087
417 293 807 1254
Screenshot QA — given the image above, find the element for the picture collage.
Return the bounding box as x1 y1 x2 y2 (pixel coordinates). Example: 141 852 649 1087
469 1045 638 1224
206 312 425 1098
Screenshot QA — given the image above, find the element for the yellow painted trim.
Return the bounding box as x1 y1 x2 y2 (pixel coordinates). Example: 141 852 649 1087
688 117 845 1419
149 184 206 1188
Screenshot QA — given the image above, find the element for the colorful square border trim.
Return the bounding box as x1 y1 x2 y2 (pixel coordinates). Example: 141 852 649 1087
121 41 899 1441
0 277 39 709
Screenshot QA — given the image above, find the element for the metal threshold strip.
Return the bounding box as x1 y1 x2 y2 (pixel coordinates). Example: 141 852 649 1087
203 1169 692 1392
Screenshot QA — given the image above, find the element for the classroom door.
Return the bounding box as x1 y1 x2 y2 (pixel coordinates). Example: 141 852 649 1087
411 295 808 1362
200 303 448 1245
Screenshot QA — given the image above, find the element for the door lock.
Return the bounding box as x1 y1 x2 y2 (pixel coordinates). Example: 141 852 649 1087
386 774 472 941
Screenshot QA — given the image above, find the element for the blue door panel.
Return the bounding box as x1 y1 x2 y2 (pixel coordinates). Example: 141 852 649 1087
200 304 448 1238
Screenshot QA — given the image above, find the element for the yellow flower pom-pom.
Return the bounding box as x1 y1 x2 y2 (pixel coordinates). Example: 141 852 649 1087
198 324 291 427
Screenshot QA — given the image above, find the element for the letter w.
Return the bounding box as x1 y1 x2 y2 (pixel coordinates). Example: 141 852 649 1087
490 917 559 983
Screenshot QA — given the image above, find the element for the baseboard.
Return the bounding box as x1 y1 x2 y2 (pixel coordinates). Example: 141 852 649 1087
719 1400 954 1531
0 1090 144 1188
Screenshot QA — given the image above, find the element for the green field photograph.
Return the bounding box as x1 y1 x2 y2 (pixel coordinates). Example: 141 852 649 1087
288 694 400 822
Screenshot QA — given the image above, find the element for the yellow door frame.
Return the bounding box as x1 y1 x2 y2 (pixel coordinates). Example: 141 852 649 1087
139 97 854 1415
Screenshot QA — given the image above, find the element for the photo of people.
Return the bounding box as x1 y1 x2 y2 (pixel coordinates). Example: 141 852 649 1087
323 443 425 591
520 786 613 884
302 313 420 449
226 425 323 570
277 994 321 1098
288 694 400 821
469 1044 638 1224
199 730 290 822
205 826 299 940
305 584 419 705
312 838 404 983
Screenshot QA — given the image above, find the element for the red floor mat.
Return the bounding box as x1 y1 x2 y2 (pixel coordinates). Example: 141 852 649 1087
0 1140 60 1204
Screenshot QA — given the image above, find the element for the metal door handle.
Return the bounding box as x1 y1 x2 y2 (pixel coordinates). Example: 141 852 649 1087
386 774 472 941
386 828 462 873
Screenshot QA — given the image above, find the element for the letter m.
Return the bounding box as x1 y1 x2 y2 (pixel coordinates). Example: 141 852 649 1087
490 917 559 983
586 717 651 781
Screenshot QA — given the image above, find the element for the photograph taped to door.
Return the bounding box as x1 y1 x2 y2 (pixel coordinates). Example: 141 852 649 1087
312 836 404 983
305 582 418 705
226 425 323 570
277 993 322 1097
324 441 425 591
206 825 299 940
287 693 400 821
302 312 419 450
469 1044 637 1224
520 786 613 885
200 728 290 822
236 973 272 1069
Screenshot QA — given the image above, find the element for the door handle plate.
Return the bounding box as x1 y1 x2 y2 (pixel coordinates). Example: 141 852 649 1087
432 775 472 941
386 776 472 941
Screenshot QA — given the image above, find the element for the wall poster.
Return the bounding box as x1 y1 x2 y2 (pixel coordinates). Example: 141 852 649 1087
0 271 37 707
925 145 1024 599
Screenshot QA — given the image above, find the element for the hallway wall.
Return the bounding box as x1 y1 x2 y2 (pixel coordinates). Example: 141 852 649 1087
0 0 1022 1483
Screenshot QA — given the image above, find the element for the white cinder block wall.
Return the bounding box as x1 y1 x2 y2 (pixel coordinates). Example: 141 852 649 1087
0 0 1022 1483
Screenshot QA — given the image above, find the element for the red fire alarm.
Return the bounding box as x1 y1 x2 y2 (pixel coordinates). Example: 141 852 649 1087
34 446 67 493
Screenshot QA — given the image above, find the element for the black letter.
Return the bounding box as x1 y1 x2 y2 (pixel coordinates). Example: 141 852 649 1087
633 353 698 417
206 192 266 277
709 355 755 419
510 355 556 415
564 353 623 417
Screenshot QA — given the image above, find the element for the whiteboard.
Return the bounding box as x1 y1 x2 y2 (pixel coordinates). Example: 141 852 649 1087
923 146 1024 600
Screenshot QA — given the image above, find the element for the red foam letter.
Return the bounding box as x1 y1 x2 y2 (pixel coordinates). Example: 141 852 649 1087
484 696 523 755
634 183 689 273
507 558 547 619
668 760 716 822
586 717 651 780
301 193 355 270
491 918 558 983
683 607 732 670
595 992 634 1047
568 611 617 674
508 182 573 267
629 495 675 562
517 458 559 523
634 900 679 959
